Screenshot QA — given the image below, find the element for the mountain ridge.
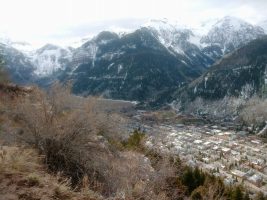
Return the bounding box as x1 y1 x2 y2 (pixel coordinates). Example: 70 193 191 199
1 16 267 104
173 36 267 106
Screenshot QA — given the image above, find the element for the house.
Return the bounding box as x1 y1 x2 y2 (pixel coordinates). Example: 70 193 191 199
251 140 261 145
231 170 246 180
194 140 203 144
248 174 263 187
224 177 235 185
222 147 231 154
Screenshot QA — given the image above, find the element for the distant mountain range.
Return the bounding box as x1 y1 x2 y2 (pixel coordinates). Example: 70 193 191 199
0 43 35 84
173 36 267 104
0 16 266 104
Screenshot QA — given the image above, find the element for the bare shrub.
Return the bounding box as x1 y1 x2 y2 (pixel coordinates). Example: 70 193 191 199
147 156 186 200
240 96 267 127
12 84 111 186
13 83 157 197
184 96 246 119
10 83 194 199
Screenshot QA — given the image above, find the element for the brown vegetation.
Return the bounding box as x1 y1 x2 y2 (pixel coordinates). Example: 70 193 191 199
240 96 267 128
0 145 102 200
1 83 266 200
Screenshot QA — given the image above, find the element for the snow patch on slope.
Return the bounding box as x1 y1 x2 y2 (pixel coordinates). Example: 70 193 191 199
141 18 193 55
30 44 72 76
258 20 267 34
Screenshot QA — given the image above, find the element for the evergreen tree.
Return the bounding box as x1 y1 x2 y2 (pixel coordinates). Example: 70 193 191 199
193 167 205 188
231 186 243 200
182 167 206 195
182 167 195 194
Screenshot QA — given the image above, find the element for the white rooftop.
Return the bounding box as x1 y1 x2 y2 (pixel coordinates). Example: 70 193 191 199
222 147 231 152
231 169 246 177
194 140 203 144
248 174 262 182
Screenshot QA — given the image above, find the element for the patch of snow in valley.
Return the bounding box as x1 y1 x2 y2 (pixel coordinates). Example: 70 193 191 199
204 77 208 89
107 63 114 70
118 64 123 73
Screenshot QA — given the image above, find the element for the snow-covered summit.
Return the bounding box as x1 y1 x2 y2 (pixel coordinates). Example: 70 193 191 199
29 44 72 76
192 18 220 36
201 16 265 52
258 20 267 34
2 16 266 78
214 16 251 30
0 38 11 46
11 41 36 54
140 18 197 54
0 34 36 54
142 18 187 31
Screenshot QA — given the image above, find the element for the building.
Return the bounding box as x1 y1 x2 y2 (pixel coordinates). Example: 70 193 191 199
231 170 246 180
222 147 231 154
248 174 263 187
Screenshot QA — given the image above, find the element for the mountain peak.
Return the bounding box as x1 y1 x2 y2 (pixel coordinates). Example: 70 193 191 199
31 44 71 77
94 31 119 42
143 18 187 31
214 16 252 30
258 20 267 33
201 16 265 52
38 43 60 51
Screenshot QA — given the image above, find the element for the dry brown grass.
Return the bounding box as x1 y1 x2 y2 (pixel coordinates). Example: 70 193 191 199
0 146 41 174
0 83 190 199
0 145 103 200
9 83 137 196
240 96 267 127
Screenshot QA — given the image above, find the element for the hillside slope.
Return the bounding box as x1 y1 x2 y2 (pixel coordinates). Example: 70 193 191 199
174 36 267 104
63 29 211 101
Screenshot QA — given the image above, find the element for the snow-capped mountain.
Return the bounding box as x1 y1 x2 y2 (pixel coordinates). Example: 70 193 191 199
142 19 193 54
71 31 119 68
122 17 266 65
258 20 267 34
11 41 35 54
201 16 265 54
0 38 11 46
1 16 267 104
0 34 36 54
4 16 266 78
193 18 220 36
175 36 267 104
0 43 35 84
29 44 73 76
138 18 213 70
62 28 212 102
58 16 267 103
0 36 73 78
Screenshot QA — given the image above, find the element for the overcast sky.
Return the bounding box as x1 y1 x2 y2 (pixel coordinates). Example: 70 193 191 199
0 0 267 47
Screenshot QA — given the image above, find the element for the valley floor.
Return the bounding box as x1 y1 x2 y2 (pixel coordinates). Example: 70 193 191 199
133 111 267 196
1 83 267 199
